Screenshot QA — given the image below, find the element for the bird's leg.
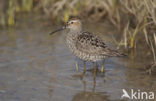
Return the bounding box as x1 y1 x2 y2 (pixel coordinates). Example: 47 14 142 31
83 61 86 73
101 57 105 73
92 62 98 77
72 61 86 79
80 61 86 78
92 73 96 92
93 65 97 78
75 61 79 72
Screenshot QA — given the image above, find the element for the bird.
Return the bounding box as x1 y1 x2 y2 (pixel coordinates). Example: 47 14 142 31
50 16 126 76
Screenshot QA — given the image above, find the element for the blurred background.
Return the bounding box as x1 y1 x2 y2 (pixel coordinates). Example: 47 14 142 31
0 0 156 101
0 0 156 66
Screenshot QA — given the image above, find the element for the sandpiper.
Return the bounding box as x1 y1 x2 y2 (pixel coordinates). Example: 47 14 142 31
50 16 125 76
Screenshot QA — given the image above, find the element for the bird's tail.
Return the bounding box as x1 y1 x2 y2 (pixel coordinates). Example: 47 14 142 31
103 49 127 57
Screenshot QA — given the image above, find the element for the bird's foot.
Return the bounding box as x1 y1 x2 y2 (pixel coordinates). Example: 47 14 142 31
72 71 86 79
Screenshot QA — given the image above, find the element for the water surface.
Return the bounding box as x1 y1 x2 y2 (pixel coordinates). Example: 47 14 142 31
0 15 155 101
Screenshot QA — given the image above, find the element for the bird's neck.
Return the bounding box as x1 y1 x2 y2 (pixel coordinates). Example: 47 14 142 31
68 29 82 36
67 31 78 39
70 28 82 33
66 30 81 44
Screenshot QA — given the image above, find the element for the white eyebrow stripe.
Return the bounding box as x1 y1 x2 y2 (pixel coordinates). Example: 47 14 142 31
69 20 79 23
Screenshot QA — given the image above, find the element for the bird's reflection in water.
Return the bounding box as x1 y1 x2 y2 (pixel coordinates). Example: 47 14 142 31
72 72 111 101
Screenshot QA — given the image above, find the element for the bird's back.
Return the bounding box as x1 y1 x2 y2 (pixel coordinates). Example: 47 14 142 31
76 31 107 54
76 31 125 57
66 31 125 61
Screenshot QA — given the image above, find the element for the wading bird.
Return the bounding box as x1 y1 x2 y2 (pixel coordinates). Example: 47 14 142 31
50 16 125 76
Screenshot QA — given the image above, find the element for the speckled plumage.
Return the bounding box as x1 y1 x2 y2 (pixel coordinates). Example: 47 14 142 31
66 29 125 62
50 16 125 62
50 16 125 74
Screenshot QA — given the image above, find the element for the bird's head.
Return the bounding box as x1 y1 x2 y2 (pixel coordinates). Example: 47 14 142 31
50 16 82 35
65 17 82 31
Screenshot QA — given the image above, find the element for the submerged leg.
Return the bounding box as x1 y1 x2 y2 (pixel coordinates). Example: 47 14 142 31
92 72 96 92
80 61 86 78
84 61 86 73
72 61 86 79
92 62 98 77
101 57 105 73
93 64 97 78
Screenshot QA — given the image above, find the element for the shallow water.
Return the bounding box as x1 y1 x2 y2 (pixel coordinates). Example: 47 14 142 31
0 15 156 101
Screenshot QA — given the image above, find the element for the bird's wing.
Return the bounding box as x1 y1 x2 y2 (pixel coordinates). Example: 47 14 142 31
75 31 108 55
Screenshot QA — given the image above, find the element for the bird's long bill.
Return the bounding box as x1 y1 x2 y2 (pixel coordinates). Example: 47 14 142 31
49 26 66 35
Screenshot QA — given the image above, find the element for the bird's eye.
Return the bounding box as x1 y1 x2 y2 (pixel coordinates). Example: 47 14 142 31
71 22 73 24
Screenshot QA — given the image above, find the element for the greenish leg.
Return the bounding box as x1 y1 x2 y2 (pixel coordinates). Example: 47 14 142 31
93 65 97 78
91 62 97 78
80 61 86 78
84 61 86 73
75 61 79 72
101 57 105 73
